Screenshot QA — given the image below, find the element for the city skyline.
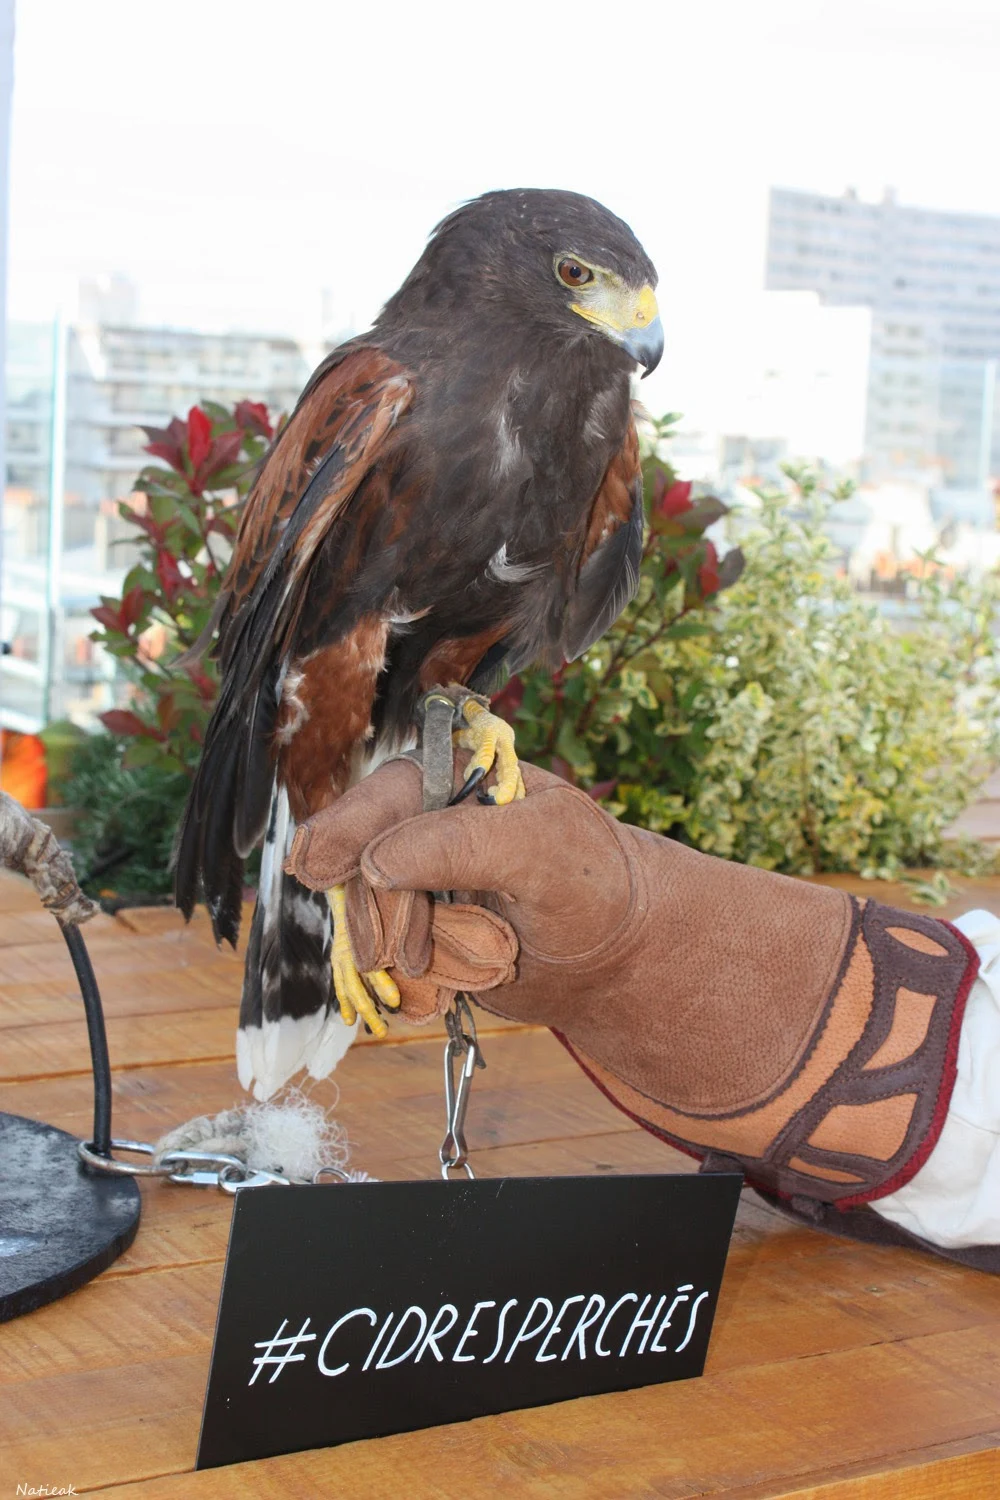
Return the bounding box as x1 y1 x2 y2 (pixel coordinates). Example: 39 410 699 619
9 0 1000 425
767 185 1000 486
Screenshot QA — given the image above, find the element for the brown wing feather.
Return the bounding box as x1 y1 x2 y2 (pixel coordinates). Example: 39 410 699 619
559 409 644 663
580 408 641 566
219 347 413 674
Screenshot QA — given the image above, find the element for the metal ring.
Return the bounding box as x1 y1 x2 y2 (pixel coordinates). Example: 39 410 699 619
77 1138 170 1177
312 1165 351 1184
440 1159 476 1180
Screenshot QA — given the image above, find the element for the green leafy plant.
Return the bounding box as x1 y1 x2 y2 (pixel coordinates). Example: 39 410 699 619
55 731 190 901
503 463 1000 877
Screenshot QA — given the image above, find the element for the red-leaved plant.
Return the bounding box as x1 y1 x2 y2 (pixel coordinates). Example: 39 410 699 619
90 401 275 774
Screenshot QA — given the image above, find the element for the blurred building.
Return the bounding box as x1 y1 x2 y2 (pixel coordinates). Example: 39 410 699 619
711 291 871 485
766 186 1000 492
1 290 336 732
66 285 318 514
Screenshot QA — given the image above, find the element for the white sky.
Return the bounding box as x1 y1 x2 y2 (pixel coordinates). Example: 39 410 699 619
8 0 1000 423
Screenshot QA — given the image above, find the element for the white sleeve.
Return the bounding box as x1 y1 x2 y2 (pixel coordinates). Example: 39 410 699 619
873 909 1000 1248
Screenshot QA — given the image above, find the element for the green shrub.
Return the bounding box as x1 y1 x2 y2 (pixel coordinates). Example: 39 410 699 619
55 731 188 899
504 465 1000 876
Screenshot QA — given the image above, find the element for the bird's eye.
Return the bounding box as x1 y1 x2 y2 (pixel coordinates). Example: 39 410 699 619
557 258 594 288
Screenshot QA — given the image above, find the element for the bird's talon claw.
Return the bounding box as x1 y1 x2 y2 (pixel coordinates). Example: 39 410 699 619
455 701 523 806
449 764 487 806
365 967 401 1011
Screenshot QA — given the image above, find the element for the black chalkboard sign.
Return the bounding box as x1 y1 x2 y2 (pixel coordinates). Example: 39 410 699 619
197 1173 741 1470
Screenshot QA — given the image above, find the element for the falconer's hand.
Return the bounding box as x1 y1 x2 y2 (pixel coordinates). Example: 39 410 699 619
283 754 648 1028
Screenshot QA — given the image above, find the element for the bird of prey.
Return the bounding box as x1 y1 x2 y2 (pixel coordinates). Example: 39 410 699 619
175 188 662 1101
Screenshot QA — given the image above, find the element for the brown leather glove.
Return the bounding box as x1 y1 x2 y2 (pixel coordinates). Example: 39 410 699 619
284 754 855 1112
285 755 978 1238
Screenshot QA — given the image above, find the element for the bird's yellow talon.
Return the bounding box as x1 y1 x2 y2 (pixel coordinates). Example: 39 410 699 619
334 985 356 1029
457 700 522 807
365 968 401 1011
327 884 392 1038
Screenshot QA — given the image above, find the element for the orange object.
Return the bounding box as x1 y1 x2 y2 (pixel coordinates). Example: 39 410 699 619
0 730 47 809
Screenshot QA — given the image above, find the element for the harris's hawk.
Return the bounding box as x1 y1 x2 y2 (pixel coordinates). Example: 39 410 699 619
175 188 663 1100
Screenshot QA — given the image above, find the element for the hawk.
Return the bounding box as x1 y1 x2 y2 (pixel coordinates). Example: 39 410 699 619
175 188 662 1101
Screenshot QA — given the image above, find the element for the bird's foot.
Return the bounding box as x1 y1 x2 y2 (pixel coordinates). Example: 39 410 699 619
454 700 526 806
327 884 400 1039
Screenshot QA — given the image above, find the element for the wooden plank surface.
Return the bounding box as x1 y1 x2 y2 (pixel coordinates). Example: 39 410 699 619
0 868 998 1498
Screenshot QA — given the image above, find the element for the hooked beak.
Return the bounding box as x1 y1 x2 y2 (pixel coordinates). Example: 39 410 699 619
571 279 664 377
623 314 664 377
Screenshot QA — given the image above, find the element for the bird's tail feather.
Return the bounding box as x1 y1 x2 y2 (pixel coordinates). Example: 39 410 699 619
175 662 279 947
237 782 357 1101
174 674 251 947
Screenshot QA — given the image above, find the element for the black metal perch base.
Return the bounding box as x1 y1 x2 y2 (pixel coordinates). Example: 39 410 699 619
0 921 141 1322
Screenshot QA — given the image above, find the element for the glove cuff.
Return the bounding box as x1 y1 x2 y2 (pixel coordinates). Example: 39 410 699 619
557 896 979 1214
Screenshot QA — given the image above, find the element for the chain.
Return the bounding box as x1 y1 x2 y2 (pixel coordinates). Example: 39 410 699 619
418 688 491 1178
78 997 487 1188
439 993 486 1179
77 1139 355 1191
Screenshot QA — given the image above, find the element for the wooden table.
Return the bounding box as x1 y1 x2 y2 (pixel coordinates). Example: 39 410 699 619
1 868 998 1498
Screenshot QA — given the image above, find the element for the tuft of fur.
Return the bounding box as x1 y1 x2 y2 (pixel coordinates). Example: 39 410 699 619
152 1087 377 1181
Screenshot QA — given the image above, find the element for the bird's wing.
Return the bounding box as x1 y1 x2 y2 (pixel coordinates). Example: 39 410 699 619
560 410 644 662
217 345 414 687
174 346 414 933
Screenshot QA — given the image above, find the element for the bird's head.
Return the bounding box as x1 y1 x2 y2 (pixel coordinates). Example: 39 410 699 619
380 188 663 377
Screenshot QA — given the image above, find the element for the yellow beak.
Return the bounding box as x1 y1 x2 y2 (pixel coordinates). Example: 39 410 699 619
571 282 663 375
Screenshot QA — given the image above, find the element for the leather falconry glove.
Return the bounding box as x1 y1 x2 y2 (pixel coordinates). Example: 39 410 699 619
285 757 993 1274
